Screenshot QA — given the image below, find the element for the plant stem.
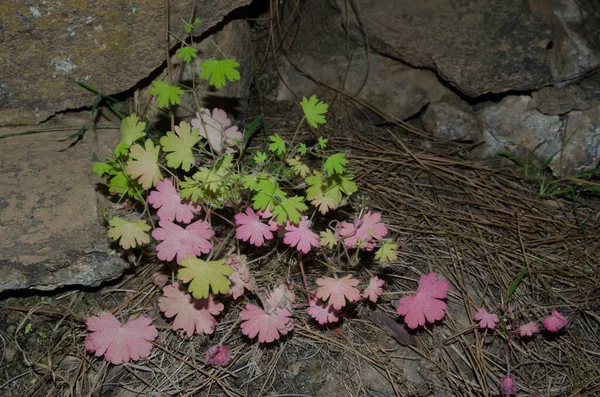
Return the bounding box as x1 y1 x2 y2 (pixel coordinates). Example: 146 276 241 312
298 252 311 302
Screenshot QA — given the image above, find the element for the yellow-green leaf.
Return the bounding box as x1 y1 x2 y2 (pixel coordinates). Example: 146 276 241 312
107 217 150 249
114 114 146 156
375 241 398 263
178 256 233 299
160 121 201 171
125 139 162 190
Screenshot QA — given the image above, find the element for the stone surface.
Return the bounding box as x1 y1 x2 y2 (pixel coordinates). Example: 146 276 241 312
473 95 563 160
0 115 128 293
551 106 600 176
333 0 554 96
527 0 600 84
531 77 600 115
0 0 251 126
274 0 449 121
422 99 482 141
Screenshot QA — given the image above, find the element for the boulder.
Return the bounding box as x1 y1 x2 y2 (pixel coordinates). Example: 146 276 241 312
422 99 482 141
0 0 251 126
333 0 554 97
0 114 129 293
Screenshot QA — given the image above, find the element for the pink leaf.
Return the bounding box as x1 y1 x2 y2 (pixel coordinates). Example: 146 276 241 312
158 283 224 336
542 310 568 332
191 109 243 154
315 274 361 311
395 272 450 329
338 211 388 251
307 298 340 325
283 216 319 254
148 178 200 224
362 276 385 303
500 376 517 395
226 254 257 299
234 208 274 247
518 321 539 337
473 308 499 330
239 304 293 343
85 312 158 365
152 219 214 264
205 345 232 367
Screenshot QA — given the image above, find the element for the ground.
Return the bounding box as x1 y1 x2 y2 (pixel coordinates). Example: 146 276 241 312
1 4 600 397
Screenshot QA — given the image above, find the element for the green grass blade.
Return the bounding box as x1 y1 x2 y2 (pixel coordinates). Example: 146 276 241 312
504 267 528 303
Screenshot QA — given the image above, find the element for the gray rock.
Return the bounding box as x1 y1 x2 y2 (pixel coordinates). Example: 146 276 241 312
333 0 554 96
551 106 600 176
531 77 600 115
422 99 482 141
0 118 129 293
0 0 251 126
527 0 600 84
473 95 563 161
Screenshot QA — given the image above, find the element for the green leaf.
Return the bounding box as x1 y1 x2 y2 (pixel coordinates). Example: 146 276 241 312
272 196 308 224
150 80 183 108
115 114 146 156
179 176 204 202
176 47 197 62
306 172 356 214
301 95 328 128
253 151 267 164
107 171 144 201
375 241 398 263
93 162 113 177
318 136 328 149
504 267 528 303
107 217 151 249
184 23 194 34
323 152 348 175
268 134 286 156
299 143 307 156
199 59 240 89
159 121 201 171
251 176 287 211
178 256 233 299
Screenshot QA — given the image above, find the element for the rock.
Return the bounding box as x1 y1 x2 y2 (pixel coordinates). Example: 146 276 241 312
0 0 251 126
531 77 600 115
422 99 482 141
551 106 600 176
274 0 449 121
527 0 600 84
0 115 129 293
473 95 563 161
333 0 554 96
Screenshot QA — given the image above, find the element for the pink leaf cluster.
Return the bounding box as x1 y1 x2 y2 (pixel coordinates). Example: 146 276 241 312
152 219 214 264
315 274 361 310
518 321 539 337
543 309 568 332
148 178 200 224
500 376 517 395
234 208 274 247
85 312 158 365
307 297 340 325
362 276 385 303
239 304 293 343
473 308 499 330
158 283 224 336
205 345 232 367
191 109 242 154
227 254 257 299
338 211 388 251
283 216 319 254
396 272 450 329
